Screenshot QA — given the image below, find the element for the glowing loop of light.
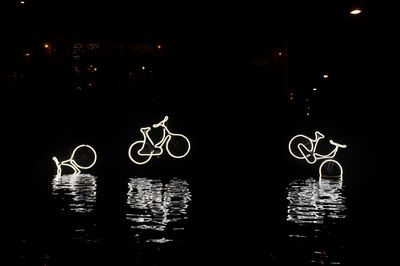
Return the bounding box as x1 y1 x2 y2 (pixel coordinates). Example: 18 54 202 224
128 116 191 165
288 131 347 164
53 144 97 176
319 159 343 178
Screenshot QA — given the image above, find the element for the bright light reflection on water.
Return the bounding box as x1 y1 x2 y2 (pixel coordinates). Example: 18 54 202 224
51 174 97 213
286 177 347 265
287 177 346 224
126 177 191 242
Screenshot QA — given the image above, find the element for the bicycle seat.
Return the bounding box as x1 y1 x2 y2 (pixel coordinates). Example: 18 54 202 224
315 131 325 139
153 116 169 128
329 140 347 148
140 127 151 132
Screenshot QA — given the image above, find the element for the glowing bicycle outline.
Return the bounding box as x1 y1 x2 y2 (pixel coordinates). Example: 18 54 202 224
288 131 347 165
52 144 97 176
288 131 347 177
128 116 191 165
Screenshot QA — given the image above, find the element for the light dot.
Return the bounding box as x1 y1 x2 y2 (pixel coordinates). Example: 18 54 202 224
350 9 362 15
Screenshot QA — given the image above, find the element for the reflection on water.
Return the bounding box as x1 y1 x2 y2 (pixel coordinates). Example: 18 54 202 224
287 177 346 224
286 177 347 265
52 174 97 213
126 177 191 242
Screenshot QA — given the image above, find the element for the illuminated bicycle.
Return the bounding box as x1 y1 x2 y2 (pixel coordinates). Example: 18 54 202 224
289 131 347 164
288 131 347 177
52 144 97 176
128 116 191 165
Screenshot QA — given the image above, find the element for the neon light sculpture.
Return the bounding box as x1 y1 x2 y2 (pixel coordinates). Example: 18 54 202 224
53 144 97 176
289 131 347 164
319 159 343 178
288 131 346 177
128 116 191 165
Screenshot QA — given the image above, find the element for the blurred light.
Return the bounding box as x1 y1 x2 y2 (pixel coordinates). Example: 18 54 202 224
142 66 146 70
350 9 362 15
306 113 310 116
323 74 329 79
278 52 282 56
24 53 31 57
20 1 25 4
313 88 317 91
157 44 162 49
44 43 50 49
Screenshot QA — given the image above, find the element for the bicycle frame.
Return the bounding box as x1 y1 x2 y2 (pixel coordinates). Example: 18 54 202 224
138 126 170 156
53 144 97 176
290 131 346 165
53 156 82 176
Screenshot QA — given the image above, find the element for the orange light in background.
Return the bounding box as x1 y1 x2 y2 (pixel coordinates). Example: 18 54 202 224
43 43 50 49
157 44 162 49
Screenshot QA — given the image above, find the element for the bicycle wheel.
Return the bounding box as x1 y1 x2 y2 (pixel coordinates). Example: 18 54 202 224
128 141 153 165
288 135 313 159
70 144 97 169
166 134 191 159
319 159 343 178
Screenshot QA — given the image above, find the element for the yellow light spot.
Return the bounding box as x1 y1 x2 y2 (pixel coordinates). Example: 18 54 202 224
350 9 362 15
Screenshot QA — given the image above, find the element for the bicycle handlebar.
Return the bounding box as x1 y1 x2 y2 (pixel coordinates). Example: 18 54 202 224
329 140 347 148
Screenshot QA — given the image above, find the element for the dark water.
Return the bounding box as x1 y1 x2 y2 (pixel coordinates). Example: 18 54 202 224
5 105 397 265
